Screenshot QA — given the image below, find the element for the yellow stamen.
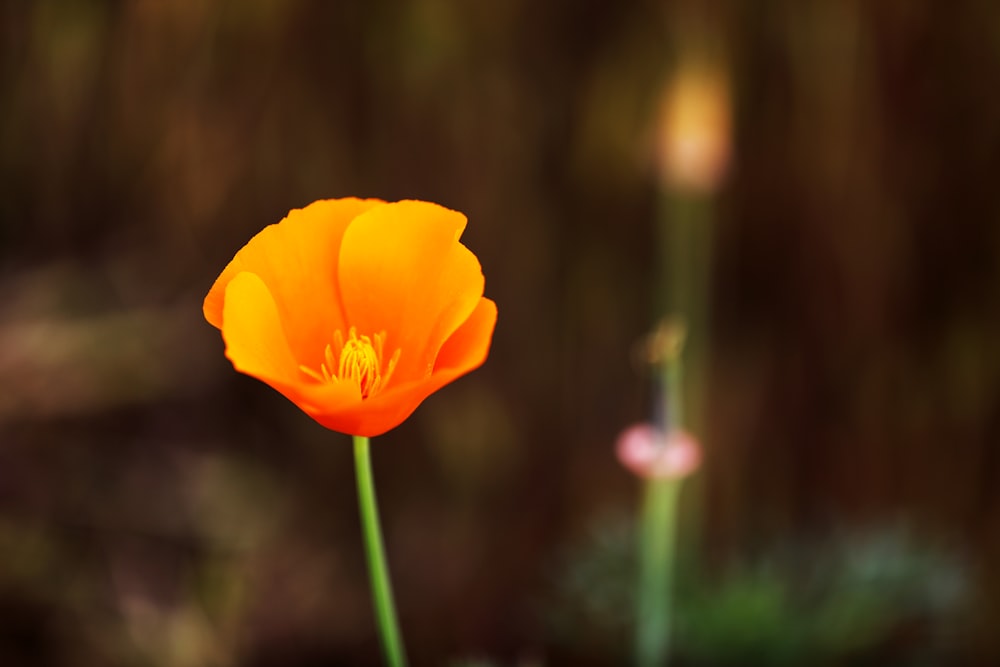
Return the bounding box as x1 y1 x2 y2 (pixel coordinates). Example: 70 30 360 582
299 326 400 399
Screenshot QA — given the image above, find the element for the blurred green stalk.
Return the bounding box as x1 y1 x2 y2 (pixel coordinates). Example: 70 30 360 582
660 193 713 436
637 475 683 666
354 435 407 667
636 181 715 667
635 321 687 667
637 40 725 663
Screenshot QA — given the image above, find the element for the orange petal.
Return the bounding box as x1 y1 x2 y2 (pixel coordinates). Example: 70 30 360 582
223 271 365 418
318 297 498 437
286 372 364 422
432 297 497 374
337 201 484 385
221 272 301 386
205 198 384 367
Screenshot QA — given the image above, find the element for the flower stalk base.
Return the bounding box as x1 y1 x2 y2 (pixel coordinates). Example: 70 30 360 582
636 476 681 667
354 435 407 667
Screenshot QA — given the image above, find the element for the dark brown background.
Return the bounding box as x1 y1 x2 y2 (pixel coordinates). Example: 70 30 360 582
1 1 997 665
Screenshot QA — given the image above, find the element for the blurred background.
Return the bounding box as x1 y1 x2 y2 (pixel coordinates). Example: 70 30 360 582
1 1 998 665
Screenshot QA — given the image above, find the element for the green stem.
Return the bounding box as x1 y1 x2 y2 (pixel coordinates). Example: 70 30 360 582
636 321 687 667
353 435 407 667
637 477 682 667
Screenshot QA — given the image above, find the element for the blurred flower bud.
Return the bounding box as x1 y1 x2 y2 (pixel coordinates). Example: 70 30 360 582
616 423 702 480
656 60 731 193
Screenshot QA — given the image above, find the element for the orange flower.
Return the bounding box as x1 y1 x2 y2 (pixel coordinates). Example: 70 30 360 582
204 198 497 437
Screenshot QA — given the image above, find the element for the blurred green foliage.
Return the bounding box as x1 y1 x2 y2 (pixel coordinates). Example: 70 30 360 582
547 515 971 666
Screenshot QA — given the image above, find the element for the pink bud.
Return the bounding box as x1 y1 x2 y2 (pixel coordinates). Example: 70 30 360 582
616 423 702 480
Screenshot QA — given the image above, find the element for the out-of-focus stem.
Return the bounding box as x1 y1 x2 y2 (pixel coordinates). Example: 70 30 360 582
635 324 687 667
636 112 715 667
636 41 726 665
660 192 713 436
637 474 682 667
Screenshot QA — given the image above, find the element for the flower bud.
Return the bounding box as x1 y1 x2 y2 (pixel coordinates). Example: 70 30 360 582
616 423 702 480
656 61 731 193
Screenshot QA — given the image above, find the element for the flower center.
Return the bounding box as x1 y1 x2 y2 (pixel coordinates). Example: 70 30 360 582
300 327 401 399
